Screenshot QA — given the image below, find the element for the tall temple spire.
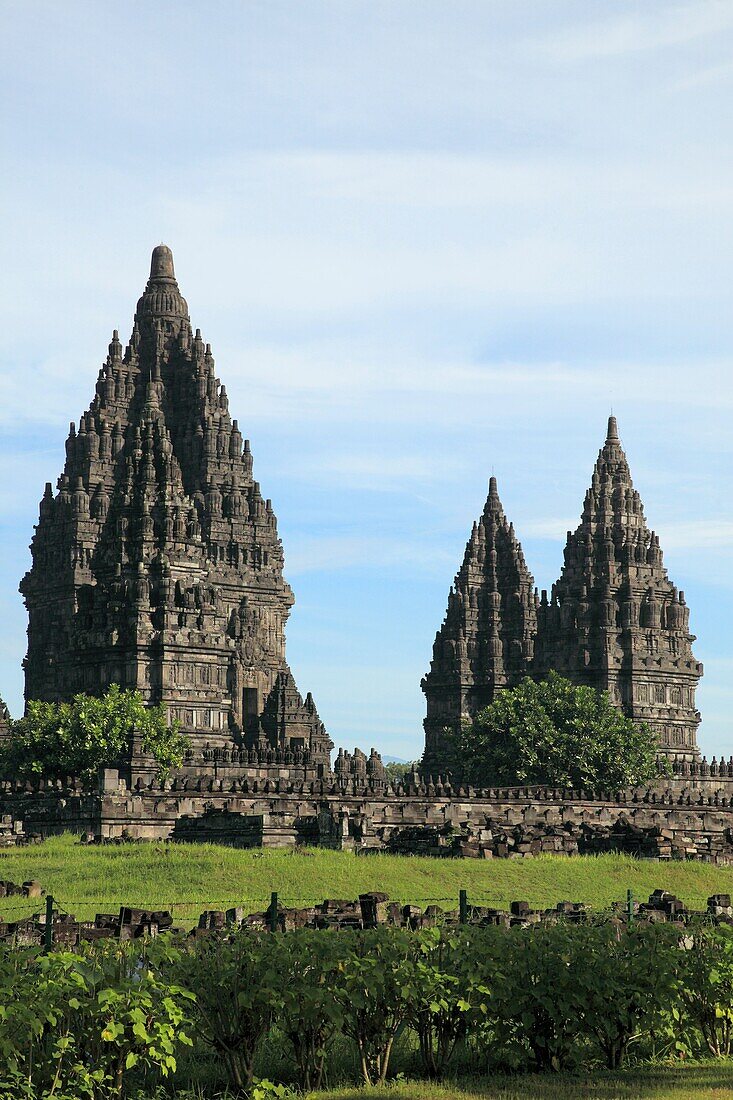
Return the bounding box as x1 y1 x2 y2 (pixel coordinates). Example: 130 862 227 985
20 245 331 775
422 476 537 774
534 417 702 760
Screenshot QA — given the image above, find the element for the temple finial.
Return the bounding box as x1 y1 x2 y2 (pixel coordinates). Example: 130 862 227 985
149 244 175 281
606 414 619 444
483 474 503 518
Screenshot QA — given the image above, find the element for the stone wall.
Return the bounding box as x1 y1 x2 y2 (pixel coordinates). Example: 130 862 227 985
3 771 733 862
4 763 733 865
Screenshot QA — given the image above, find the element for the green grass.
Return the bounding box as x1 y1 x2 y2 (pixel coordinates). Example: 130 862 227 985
303 1064 733 1099
1 835 733 926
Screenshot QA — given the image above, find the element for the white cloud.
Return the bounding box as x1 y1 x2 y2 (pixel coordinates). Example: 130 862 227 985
529 2 733 62
657 520 733 550
286 534 455 577
522 518 578 541
674 59 733 90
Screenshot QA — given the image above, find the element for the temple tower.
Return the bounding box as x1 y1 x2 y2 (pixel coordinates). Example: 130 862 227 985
421 477 537 773
20 246 331 772
534 416 702 760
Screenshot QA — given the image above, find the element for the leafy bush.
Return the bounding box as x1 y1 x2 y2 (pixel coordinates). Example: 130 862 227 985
0 940 194 1099
332 927 417 1085
0 684 188 783
407 926 490 1080
5 921 733 1096
488 923 589 1071
455 671 660 789
177 930 285 1093
678 924 733 1056
276 931 344 1091
567 922 679 1068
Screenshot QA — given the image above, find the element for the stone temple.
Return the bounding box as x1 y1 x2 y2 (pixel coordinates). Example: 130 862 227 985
20 245 333 777
422 417 703 772
3 246 729 855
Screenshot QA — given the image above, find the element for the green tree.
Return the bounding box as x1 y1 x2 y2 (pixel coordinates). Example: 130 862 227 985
0 684 188 784
177 930 284 1094
678 924 733 1057
455 671 659 790
384 761 417 783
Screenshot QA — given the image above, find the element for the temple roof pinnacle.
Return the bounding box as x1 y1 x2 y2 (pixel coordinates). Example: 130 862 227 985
150 244 176 281
606 414 620 444
483 474 504 520
135 243 189 332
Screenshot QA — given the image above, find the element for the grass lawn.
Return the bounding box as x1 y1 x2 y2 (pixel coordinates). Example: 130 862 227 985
1 835 733 926
305 1064 733 1099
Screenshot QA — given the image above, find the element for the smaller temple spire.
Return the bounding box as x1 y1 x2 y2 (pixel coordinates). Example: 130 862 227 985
422 474 536 776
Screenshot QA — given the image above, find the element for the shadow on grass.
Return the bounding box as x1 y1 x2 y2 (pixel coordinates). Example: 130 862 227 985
305 1062 733 1100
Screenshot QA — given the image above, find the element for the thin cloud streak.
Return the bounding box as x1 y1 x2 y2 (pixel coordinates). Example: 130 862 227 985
529 2 733 62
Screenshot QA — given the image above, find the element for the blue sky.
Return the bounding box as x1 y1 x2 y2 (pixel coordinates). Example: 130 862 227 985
1 1 732 760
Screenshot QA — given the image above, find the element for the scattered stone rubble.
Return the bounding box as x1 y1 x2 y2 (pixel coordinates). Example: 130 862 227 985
385 815 733 862
0 879 43 898
2 889 732 947
0 815 30 847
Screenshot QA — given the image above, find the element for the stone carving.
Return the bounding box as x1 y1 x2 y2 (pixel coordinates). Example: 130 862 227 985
422 476 538 774
20 246 331 775
423 417 703 771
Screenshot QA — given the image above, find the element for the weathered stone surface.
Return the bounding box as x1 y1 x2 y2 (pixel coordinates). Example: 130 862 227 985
423 416 703 770
20 246 331 775
3 885 731 948
535 416 702 760
422 477 536 774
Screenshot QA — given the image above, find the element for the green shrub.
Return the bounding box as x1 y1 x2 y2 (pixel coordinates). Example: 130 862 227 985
276 931 345 1091
488 924 588 1071
678 924 733 1057
332 927 417 1086
5 919 733 1096
406 926 491 1080
177 930 285 1093
0 684 188 783
0 940 194 1099
567 922 680 1068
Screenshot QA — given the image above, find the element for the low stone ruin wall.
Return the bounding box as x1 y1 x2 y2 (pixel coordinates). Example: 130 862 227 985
3 887 733 949
93 777 733 862
3 773 733 862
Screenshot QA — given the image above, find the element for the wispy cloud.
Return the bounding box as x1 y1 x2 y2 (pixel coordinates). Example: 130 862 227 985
658 520 733 550
674 59 733 90
529 2 733 62
286 534 456 577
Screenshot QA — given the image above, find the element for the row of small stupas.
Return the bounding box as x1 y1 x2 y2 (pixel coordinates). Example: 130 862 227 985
15 246 703 785
421 417 703 772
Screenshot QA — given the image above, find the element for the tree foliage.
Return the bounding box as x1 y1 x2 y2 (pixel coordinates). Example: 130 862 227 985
0 684 188 783
455 671 660 790
2 922 733 1096
0 939 194 1100
384 761 418 783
